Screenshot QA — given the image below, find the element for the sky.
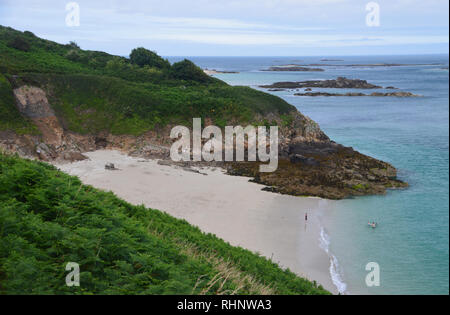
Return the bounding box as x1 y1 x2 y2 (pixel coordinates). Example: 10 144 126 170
0 0 448 56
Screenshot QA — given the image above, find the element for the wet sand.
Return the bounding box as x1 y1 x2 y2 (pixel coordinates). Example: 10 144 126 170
54 150 338 294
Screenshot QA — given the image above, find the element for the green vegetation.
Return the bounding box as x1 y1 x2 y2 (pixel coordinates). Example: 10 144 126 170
0 25 296 136
280 114 294 127
351 183 370 191
7 36 30 52
0 73 38 135
129 47 170 69
171 59 213 83
0 152 329 295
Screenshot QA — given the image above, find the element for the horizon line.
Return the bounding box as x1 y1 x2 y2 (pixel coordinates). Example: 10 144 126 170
162 53 450 58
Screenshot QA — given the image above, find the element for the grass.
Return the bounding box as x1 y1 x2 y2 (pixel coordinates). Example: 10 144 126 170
0 152 330 295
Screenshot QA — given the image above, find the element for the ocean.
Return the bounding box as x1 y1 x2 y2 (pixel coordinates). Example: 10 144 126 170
168 55 449 295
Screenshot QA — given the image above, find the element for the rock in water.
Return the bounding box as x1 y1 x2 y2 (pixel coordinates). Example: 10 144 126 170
260 77 383 89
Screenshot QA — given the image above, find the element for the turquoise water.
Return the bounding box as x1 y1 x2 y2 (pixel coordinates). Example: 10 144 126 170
169 55 449 295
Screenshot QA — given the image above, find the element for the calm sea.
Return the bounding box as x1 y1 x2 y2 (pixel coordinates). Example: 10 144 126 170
168 55 449 295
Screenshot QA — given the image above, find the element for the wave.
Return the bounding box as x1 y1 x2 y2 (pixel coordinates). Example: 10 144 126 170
319 226 348 294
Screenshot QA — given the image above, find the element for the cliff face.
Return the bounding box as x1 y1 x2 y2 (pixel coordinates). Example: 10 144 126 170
0 83 407 200
13 86 64 146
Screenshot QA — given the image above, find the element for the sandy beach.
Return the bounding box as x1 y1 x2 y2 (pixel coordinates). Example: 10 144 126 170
54 150 339 294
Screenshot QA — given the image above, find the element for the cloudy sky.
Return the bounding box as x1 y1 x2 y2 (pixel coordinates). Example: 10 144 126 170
0 0 448 56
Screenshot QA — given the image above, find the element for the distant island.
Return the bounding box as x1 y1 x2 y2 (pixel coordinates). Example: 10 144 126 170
203 69 239 75
294 91 421 97
262 65 324 72
260 77 383 89
261 77 419 97
292 63 443 68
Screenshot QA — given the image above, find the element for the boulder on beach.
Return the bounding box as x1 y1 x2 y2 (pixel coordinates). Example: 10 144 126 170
105 163 116 170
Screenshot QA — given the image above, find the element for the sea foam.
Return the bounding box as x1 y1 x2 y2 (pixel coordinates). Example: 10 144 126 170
319 226 348 294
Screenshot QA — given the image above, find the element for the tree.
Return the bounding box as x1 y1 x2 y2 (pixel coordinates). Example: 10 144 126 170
129 47 170 69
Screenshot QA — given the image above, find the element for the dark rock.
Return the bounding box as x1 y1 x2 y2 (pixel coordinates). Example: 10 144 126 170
105 163 116 170
63 151 88 162
130 144 170 159
263 66 324 72
95 137 108 149
36 143 53 161
289 141 340 157
261 186 279 193
289 154 320 166
294 91 420 97
260 77 382 89
370 91 420 97
226 142 408 200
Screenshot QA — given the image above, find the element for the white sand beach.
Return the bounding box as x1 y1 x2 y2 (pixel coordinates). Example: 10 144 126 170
54 150 339 294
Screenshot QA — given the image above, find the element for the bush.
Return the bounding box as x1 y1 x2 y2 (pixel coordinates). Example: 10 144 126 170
129 47 170 69
68 41 80 49
65 49 83 62
170 59 211 83
23 31 36 37
7 36 30 52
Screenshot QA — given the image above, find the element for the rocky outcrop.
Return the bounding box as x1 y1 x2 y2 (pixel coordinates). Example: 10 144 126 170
294 91 420 97
2 84 174 162
223 110 407 199
130 144 170 159
204 69 239 75
1 85 89 161
369 91 420 97
227 141 407 200
262 66 324 72
13 86 65 146
13 86 55 118
260 77 383 89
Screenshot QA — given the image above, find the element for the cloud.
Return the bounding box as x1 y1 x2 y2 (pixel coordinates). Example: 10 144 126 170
130 31 448 47
0 0 448 55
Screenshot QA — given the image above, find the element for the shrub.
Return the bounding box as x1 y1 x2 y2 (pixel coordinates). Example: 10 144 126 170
68 41 80 49
129 47 170 69
106 57 129 72
23 31 36 37
7 36 30 52
65 49 82 62
171 59 211 83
